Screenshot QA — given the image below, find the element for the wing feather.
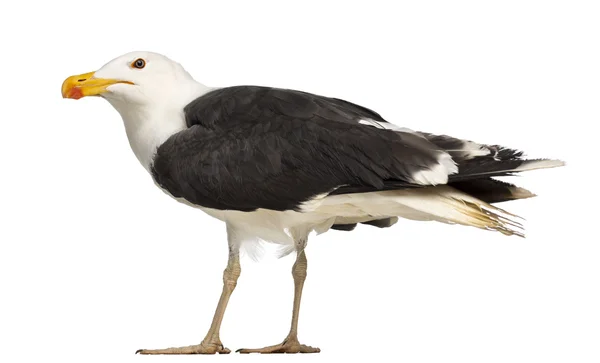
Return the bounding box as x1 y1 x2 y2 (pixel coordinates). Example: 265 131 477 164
152 85 563 212
152 86 454 211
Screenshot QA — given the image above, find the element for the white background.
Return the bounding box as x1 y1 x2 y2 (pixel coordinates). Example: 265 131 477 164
1 1 598 362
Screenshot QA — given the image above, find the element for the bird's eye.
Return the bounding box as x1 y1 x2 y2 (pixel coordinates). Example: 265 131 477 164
132 58 146 69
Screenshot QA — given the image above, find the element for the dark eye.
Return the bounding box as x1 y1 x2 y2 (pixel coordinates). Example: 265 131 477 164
132 58 146 69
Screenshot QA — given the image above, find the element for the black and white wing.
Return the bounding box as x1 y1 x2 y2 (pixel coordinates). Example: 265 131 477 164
151 86 455 211
151 86 562 212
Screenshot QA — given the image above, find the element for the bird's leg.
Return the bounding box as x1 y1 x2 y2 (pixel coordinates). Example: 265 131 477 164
136 244 241 355
237 237 320 354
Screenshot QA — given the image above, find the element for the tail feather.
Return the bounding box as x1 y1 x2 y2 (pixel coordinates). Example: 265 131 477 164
449 178 536 204
395 186 527 237
448 196 525 237
321 186 527 237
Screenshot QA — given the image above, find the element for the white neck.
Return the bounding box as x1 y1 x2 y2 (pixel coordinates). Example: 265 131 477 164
107 80 212 172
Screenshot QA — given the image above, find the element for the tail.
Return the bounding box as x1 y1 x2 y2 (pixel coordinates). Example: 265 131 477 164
324 185 527 237
329 179 537 234
328 132 564 235
389 186 527 237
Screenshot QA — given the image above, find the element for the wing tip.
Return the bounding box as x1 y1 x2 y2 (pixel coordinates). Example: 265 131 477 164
515 159 566 172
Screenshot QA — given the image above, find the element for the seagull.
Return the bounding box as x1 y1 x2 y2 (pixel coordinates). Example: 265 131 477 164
61 51 564 354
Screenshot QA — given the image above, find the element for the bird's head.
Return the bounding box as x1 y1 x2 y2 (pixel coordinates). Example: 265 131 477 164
61 51 209 169
61 51 199 107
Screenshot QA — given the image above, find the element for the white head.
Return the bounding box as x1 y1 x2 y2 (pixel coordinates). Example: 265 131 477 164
62 51 208 109
61 51 211 171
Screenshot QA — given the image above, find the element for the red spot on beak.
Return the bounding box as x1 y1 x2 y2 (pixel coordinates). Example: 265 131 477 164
67 87 84 100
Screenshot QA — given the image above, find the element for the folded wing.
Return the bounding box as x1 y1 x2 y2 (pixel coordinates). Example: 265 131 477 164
151 86 460 212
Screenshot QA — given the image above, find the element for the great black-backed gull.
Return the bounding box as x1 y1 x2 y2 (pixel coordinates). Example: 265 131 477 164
61 51 564 354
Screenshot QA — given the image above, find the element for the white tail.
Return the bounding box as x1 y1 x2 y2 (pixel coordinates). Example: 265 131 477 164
321 185 525 237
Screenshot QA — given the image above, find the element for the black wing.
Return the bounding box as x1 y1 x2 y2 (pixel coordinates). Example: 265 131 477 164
151 86 453 212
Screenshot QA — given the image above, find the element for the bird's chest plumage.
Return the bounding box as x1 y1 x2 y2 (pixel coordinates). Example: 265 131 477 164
119 108 188 172
108 85 210 173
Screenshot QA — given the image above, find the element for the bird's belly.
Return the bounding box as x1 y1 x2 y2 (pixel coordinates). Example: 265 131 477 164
153 183 325 244
198 206 337 245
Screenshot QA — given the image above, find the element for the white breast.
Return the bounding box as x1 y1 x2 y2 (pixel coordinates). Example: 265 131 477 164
121 106 187 171
107 82 213 172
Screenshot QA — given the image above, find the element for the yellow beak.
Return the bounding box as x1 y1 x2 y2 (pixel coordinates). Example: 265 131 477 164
61 72 133 99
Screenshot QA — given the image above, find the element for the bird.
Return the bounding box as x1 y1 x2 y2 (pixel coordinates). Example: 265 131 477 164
61 51 564 354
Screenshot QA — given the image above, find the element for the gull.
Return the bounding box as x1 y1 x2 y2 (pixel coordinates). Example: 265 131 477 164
61 51 564 354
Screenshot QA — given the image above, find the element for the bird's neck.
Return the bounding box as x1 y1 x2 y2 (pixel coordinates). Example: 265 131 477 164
109 81 212 172
120 106 186 172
